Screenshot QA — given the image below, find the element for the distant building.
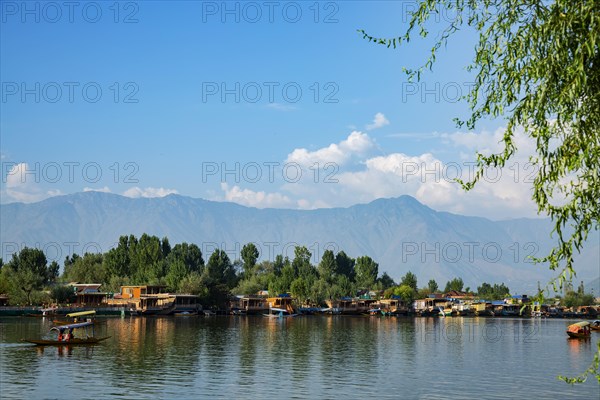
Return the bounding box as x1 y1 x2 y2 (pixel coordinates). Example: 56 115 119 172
108 285 200 314
444 290 472 299
115 285 167 299
69 283 108 306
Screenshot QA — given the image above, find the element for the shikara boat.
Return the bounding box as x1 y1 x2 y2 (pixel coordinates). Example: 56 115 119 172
174 311 198 316
22 321 110 346
439 307 453 317
591 320 600 331
566 321 592 339
53 310 104 325
23 337 110 345
25 307 58 317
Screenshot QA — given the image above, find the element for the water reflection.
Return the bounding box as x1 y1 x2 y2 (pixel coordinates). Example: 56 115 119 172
0 316 598 399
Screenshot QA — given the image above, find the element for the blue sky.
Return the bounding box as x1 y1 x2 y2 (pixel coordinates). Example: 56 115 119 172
1 1 539 219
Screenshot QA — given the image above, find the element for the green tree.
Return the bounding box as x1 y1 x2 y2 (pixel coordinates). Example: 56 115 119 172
240 243 259 277
47 261 60 283
129 234 169 283
64 254 80 270
355 256 378 289
269 262 296 295
167 243 204 274
273 255 285 276
103 236 131 278
292 246 315 279
378 272 396 289
400 271 418 291
161 236 172 258
4 247 48 305
290 277 310 305
335 274 355 298
478 282 511 300
179 272 207 296
51 285 76 303
205 249 236 288
233 276 263 296
335 251 355 280
360 0 599 293
394 284 417 305
360 2 600 381
165 259 188 291
318 249 336 283
104 275 130 294
427 279 439 293
311 278 331 306
63 253 106 284
563 291 596 308
444 277 464 293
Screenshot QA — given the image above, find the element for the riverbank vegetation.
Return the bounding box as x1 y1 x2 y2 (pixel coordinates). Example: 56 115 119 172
0 234 597 308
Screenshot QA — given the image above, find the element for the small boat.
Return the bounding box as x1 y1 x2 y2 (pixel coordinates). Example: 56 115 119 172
174 311 198 316
591 320 600 331
439 307 453 317
22 321 110 346
566 321 592 339
23 337 110 345
263 307 297 318
25 306 58 318
53 310 105 325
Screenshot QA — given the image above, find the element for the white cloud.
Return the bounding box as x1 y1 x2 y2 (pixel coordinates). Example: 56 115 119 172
220 183 294 208
366 112 390 131
123 187 178 198
3 162 61 203
84 186 112 193
47 189 63 197
206 123 541 219
442 126 536 156
276 125 541 219
266 103 297 112
286 131 374 167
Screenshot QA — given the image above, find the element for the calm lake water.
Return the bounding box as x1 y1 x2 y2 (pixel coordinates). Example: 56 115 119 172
0 316 598 399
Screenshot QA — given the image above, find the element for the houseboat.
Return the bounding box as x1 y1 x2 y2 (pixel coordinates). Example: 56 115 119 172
230 295 269 315
266 294 296 315
414 297 450 317
108 285 201 315
325 297 378 315
378 298 410 316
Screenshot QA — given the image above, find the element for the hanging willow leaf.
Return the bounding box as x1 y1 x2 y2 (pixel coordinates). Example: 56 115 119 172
359 0 600 383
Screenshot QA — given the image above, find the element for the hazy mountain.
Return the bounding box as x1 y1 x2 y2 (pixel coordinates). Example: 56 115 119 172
1 192 598 294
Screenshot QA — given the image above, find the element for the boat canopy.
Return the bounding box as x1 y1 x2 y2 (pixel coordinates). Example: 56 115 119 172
270 308 288 313
66 310 96 318
567 321 590 333
568 321 591 328
51 321 93 331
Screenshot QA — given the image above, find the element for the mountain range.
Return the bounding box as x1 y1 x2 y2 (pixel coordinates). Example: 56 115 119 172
1 192 598 294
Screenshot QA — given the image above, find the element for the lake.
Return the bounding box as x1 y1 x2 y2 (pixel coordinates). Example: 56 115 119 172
0 316 598 399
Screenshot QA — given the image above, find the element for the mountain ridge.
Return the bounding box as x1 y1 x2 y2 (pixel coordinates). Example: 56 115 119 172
1 192 598 294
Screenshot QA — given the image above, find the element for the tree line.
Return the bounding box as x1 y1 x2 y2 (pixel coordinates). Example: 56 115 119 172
0 233 593 307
